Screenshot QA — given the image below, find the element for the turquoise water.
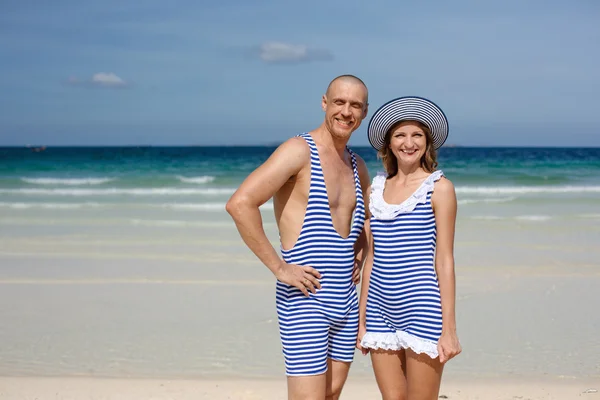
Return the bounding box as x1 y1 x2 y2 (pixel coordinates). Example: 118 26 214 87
2 146 600 185
1 146 599 219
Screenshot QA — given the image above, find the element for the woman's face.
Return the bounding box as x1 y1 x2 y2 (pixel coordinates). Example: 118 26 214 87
388 120 428 167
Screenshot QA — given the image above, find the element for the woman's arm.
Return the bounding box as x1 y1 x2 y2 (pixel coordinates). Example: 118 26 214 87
357 220 374 354
431 177 461 363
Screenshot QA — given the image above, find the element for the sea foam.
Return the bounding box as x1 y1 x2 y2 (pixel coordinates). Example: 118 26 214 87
21 177 115 185
176 176 215 184
161 202 274 211
458 196 517 205
514 215 552 222
455 186 600 194
0 202 102 209
0 188 236 196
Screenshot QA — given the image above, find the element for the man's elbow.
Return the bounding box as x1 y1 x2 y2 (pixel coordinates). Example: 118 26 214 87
225 193 252 219
225 194 242 219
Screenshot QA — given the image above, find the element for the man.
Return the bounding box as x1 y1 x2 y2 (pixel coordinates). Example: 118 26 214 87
226 75 371 400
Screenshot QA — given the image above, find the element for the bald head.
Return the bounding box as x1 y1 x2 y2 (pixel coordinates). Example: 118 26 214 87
325 75 369 104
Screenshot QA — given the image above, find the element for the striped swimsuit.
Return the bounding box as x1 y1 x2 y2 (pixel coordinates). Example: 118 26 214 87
276 133 366 376
361 170 444 358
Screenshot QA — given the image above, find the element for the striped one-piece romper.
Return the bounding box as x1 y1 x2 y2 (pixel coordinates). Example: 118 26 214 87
361 170 444 358
276 133 366 376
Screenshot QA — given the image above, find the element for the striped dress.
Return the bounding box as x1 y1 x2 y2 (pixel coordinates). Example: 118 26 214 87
276 133 366 376
361 170 444 358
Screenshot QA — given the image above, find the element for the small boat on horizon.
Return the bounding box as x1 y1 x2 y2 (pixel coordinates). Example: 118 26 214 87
26 145 47 152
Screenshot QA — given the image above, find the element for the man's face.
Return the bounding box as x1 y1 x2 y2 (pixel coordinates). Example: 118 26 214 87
322 80 368 141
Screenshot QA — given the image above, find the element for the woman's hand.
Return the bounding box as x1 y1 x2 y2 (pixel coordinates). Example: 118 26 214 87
356 324 369 355
437 331 461 363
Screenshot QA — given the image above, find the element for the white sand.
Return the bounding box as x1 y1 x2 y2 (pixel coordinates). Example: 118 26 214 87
1 263 598 379
0 377 598 400
1 206 599 384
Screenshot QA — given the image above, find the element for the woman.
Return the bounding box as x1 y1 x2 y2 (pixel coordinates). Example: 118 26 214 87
357 96 461 400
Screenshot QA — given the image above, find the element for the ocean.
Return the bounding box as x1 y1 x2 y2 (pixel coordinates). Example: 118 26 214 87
1 146 599 225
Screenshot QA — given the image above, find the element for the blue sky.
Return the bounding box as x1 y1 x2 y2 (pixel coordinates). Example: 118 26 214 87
1 0 599 146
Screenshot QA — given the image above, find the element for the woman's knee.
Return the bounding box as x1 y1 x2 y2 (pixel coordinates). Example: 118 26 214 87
380 389 407 400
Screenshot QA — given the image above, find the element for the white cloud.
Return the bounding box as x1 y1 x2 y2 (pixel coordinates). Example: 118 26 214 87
91 72 127 87
66 72 129 88
257 42 333 64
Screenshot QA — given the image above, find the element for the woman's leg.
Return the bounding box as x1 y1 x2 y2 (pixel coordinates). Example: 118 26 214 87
370 349 408 400
405 349 444 400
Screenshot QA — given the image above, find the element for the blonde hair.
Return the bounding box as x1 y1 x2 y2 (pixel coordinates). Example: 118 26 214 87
377 120 438 178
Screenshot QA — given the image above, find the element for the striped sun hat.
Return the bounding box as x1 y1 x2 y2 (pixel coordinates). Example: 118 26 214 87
367 96 449 151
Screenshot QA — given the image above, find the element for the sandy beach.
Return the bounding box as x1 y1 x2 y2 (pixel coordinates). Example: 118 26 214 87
0 376 599 399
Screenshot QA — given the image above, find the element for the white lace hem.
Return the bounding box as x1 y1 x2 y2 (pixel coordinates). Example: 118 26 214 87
369 170 444 220
361 331 439 359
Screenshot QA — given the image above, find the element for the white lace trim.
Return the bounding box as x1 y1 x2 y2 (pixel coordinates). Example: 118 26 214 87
369 170 444 220
361 330 439 359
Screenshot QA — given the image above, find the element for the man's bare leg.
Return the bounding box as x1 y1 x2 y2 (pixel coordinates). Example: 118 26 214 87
287 359 351 400
287 373 326 400
325 359 351 400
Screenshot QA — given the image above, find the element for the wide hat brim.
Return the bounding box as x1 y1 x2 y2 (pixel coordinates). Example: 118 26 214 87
367 96 449 151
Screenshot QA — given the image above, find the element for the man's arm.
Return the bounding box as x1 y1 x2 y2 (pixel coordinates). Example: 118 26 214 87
225 137 321 295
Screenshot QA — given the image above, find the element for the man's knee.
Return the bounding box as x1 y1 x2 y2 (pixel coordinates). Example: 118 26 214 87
325 383 344 400
325 390 342 400
325 359 351 400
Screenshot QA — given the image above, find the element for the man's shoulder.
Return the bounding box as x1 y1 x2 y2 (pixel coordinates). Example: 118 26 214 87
278 135 310 156
269 135 311 169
